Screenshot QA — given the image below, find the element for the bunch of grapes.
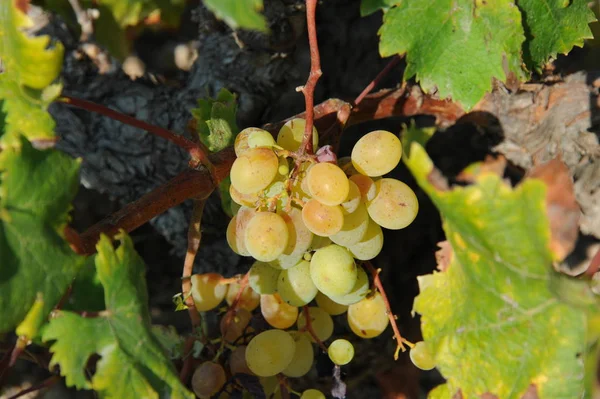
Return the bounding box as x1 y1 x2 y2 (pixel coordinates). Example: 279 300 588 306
188 119 421 398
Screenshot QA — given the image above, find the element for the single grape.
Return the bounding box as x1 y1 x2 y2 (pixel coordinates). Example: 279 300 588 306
301 389 326 399
277 118 319 151
226 206 256 256
234 128 252 156
315 291 348 315
220 308 252 343
278 156 291 176
301 199 344 237
190 273 227 311
346 218 384 261
367 178 419 230
347 292 389 338
248 129 276 148
249 261 280 295
260 293 299 329
306 162 350 206
410 341 436 371
226 282 260 311
229 345 254 375
282 331 314 377
328 339 355 365
310 244 357 298
349 174 377 202
351 130 402 176
245 330 296 377
341 180 361 214
330 203 369 246
270 207 314 270
191 361 226 398
329 266 369 306
297 306 334 342
231 147 278 194
259 377 279 398
244 211 289 262
278 260 318 307
230 184 259 207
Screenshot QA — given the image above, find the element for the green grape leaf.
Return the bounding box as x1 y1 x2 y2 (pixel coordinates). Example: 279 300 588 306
378 0 526 110
360 0 397 17
42 234 194 399
0 137 85 335
191 88 239 153
405 142 591 398
518 0 595 70
203 0 267 32
0 0 64 145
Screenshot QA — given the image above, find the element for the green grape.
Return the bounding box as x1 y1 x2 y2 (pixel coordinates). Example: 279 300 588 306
190 273 227 311
277 260 318 307
220 308 252 343
297 306 334 342
245 329 296 377
330 203 369 246
337 156 360 177
230 184 259 207
277 118 318 151
244 211 289 262
234 128 253 156
260 293 299 329
278 157 290 176
341 180 361 214
230 345 254 375
226 206 256 256
367 178 419 230
310 244 357 297
306 162 350 206
409 341 436 371
347 292 389 338
346 218 384 261
301 199 344 237
231 147 279 194
270 207 314 270
328 339 355 365
329 266 369 306
282 331 314 377
315 291 348 315
191 361 226 398
351 130 402 176
259 376 279 397
249 261 280 294
301 389 326 399
349 174 377 202
248 128 276 149
226 282 260 311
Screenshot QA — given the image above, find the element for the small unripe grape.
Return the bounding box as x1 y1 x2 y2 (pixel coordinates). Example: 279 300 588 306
328 339 355 365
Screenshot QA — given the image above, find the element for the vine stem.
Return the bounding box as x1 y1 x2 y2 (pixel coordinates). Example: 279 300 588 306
7 375 61 399
353 56 401 106
364 262 411 360
297 0 322 155
301 306 328 352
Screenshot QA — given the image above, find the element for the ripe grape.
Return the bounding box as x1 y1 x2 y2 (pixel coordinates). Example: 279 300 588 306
349 174 377 202
230 184 259 207
226 282 260 311
190 273 227 311
346 218 384 261
248 128 276 148
310 244 357 298
329 266 369 306
229 345 254 375
315 291 348 315
271 207 314 270
220 308 252 343
330 203 369 246
328 339 355 365
260 293 298 329
191 361 226 398
347 292 389 338
245 329 296 377
297 306 334 342
301 199 344 237
409 341 436 371
249 261 280 295
282 331 314 377
231 147 278 194
226 206 256 256
234 128 253 156
367 178 419 230
244 211 289 262
306 162 350 206
351 130 402 176
301 389 326 399
277 118 319 151
340 180 361 214
277 260 318 307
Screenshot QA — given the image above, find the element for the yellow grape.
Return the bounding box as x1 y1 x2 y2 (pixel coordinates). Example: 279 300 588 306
190 273 227 311
234 128 252 156
229 345 254 375
229 184 258 207
367 178 419 230
315 291 348 315
220 308 252 343
260 293 298 329
349 174 377 202
231 147 278 194
277 260 318 307
226 282 260 311
347 292 389 338
249 261 280 295
301 199 344 237
226 206 256 256
244 211 289 262
301 389 326 399
409 341 436 370
270 207 314 270
297 306 334 342
245 329 296 377
351 130 402 176
248 128 276 148
330 203 369 246
191 361 226 398
329 266 369 306
346 218 384 261
341 180 361 214
306 162 350 206
310 244 357 297
277 118 319 151
282 331 314 377
328 339 355 365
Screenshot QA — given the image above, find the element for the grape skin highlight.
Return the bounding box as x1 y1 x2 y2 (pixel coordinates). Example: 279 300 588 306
190 273 227 311
260 293 299 329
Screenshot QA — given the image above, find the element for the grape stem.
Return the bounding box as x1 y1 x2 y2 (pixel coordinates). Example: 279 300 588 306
297 0 322 155
364 261 412 360
353 56 401 106
7 375 60 399
301 306 328 352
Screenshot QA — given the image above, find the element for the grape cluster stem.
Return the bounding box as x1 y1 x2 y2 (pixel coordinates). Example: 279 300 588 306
301 306 328 353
